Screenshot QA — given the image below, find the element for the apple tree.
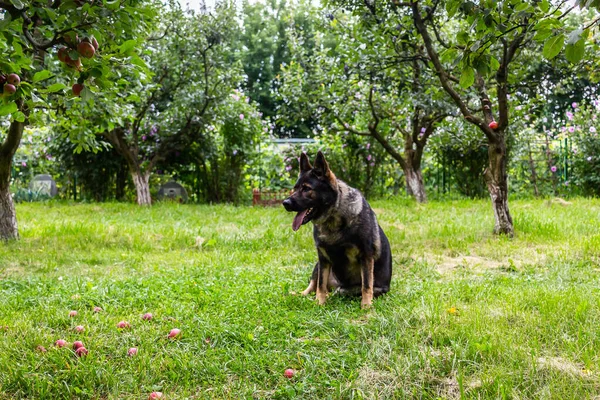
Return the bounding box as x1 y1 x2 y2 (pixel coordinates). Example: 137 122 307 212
58 3 244 205
0 0 156 239
277 11 452 202
330 0 599 235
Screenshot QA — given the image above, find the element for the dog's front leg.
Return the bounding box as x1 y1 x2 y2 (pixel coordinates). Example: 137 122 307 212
316 261 331 305
361 257 375 309
301 263 318 296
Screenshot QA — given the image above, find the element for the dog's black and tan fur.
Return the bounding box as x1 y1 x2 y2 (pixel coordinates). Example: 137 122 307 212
283 151 392 308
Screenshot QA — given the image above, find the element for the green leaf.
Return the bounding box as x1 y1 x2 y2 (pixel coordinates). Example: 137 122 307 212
81 86 94 101
10 0 24 9
12 41 23 56
47 83 67 93
534 18 560 31
489 56 500 71
0 102 18 116
457 31 469 46
119 39 137 54
446 0 461 17
565 39 585 63
105 0 120 10
33 70 53 83
539 0 550 12
515 2 531 11
459 66 475 88
90 67 103 78
13 111 25 122
534 29 553 42
543 34 564 60
0 12 12 30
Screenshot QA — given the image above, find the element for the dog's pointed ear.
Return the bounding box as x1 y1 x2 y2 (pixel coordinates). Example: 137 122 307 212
313 151 331 177
299 152 312 173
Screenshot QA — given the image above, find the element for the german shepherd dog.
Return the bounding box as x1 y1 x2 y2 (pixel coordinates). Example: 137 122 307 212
282 151 392 308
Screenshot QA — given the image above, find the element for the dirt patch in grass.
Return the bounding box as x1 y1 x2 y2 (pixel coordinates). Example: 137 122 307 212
431 255 505 275
425 251 549 275
353 365 400 398
537 357 592 378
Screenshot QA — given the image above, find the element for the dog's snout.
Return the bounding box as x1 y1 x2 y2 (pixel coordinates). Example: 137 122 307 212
282 198 293 211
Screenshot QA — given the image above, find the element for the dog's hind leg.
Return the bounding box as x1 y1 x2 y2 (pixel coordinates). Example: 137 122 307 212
301 263 319 296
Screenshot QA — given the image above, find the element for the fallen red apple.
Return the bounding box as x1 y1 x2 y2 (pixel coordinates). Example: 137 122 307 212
72 83 84 97
148 392 163 399
284 368 295 379
75 346 88 357
3 84 16 95
7 73 20 86
77 41 95 58
75 325 84 333
168 328 181 339
69 310 78 318
116 321 130 329
141 313 153 321
73 341 84 350
93 306 103 313
488 121 499 130
127 347 138 356
55 339 67 348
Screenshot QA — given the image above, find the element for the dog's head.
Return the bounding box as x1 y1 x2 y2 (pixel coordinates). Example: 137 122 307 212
282 151 338 231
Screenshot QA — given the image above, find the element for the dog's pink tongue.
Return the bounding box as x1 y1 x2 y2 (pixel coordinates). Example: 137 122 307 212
292 209 308 231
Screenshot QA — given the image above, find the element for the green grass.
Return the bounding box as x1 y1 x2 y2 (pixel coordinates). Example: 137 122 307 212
1 198 600 399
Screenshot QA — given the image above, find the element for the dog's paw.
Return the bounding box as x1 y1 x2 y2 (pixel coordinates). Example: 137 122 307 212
316 293 327 305
360 300 373 309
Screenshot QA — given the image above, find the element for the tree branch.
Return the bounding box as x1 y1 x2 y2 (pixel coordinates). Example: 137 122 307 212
410 0 496 142
583 15 600 30
496 26 527 130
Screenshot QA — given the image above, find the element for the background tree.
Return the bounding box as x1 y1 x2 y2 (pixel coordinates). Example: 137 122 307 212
60 3 243 205
156 90 264 203
240 0 320 137
0 0 155 239
406 0 600 235
278 9 452 202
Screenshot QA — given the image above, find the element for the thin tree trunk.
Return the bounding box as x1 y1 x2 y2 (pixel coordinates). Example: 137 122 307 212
131 170 151 206
404 165 427 203
484 137 514 236
0 184 18 241
0 118 26 240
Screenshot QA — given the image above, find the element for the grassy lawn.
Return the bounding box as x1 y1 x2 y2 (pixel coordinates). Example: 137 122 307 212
1 198 600 399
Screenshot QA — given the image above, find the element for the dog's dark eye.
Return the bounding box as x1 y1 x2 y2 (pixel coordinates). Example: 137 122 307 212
302 185 311 192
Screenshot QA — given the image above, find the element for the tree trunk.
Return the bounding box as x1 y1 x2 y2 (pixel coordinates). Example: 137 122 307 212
131 170 151 206
484 138 514 236
404 165 427 203
0 119 26 241
0 184 18 241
